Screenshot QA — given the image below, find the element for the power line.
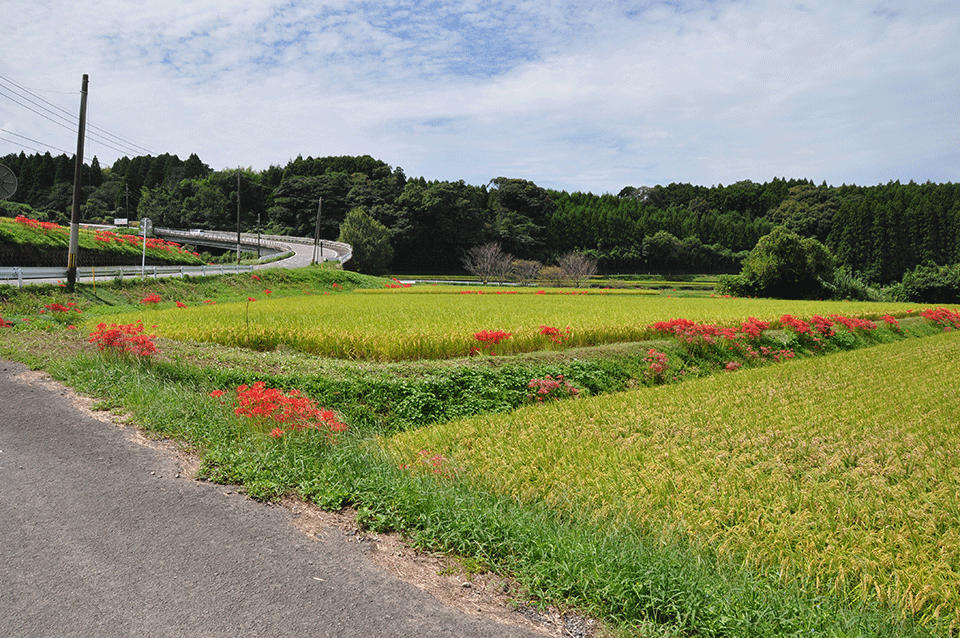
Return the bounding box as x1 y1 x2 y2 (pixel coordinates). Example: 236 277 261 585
0 127 74 155
0 73 163 160
0 84 76 132
0 134 43 155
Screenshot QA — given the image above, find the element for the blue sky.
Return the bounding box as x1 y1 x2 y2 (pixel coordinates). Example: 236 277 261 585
2 0 958 193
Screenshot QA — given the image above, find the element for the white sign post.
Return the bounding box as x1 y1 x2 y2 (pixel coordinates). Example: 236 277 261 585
140 217 152 279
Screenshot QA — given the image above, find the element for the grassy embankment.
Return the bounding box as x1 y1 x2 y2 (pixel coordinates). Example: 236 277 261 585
0 214 204 265
2 269 958 636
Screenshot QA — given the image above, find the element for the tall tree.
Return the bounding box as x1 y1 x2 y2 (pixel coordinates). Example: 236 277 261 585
338 207 393 275
488 177 555 258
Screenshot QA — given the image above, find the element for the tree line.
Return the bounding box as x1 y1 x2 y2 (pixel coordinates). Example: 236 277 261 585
2 151 959 285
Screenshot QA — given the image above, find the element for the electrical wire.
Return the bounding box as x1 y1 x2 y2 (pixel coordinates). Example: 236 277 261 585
0 128 74 155
0 73 163 161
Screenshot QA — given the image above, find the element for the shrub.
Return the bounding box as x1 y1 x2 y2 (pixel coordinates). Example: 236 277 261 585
724 226 836 299
893 262 960 304
338 207 393 275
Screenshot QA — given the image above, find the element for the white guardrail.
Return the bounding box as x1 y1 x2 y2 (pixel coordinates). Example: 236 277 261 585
154 228 353 264
0 228 352 288
0 263 256 287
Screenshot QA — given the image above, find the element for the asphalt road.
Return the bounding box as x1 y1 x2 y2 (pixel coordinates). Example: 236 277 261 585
0 359 541 638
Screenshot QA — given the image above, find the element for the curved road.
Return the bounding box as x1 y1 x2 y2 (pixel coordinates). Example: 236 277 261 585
0 360 544 638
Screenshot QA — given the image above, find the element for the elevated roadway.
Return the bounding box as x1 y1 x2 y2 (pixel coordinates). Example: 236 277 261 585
0 228 352 287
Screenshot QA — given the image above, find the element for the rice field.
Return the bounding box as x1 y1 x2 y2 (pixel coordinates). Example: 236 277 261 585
91 286 926 360
386 331 960 628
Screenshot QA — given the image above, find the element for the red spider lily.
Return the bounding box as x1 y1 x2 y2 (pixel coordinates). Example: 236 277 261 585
539 325 572 344
527 375 580 403
645 348 669 383
829 315 877 332
15 215 65 232
215 381 348 440
175 301 188 308
737 317 769 340
44 303 72 313
472 330 512 355
920 307 960 331
141 293 162 305
651 318 738 345
779 314 812 336
88 321 158 357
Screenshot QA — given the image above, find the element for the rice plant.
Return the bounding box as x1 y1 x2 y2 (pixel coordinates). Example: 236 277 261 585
386 331 960 628
90 287 926 360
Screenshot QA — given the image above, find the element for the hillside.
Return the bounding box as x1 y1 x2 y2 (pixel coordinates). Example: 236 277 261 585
2 151 958 283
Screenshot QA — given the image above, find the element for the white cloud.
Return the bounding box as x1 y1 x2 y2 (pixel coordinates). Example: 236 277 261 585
1 0 957 193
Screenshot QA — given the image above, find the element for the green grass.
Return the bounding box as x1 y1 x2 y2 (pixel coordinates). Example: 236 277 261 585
2 276 958 636
23 346 941 637
0 215 204 265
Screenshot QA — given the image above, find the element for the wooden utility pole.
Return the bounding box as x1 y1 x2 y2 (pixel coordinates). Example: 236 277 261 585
236 171 241 265
66 74 89 291
312 198 322 265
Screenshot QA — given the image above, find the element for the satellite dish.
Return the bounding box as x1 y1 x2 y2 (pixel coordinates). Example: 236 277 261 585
0 165 17 200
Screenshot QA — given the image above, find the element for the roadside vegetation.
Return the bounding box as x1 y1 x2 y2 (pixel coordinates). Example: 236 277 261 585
0 214 204 265
2 269 958 636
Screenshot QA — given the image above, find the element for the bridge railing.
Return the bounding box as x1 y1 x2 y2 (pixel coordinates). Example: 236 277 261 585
1 229 351 288
0 263 257 288
153 228 352 263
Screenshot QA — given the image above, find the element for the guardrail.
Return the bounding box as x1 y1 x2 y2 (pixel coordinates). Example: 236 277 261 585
1 229 351 288
154 228 353 264
0 263 258 288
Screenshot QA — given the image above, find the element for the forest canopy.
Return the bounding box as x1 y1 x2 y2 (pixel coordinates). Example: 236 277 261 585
2 150 958 285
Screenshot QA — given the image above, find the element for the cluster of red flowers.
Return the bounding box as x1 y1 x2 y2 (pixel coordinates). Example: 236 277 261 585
459 290 520 295
0 316 13 328
778 314 815 336
42 302 81 315
94 230 199 257
653 317 775 346
921 307 960 331
14 215 64 232
527 374 580 403
779 314 878 338
740 344 796 363
88 321 158 357
471 329 513 356
141 293 162 305
210 381 347 439
539 325 572 344
830 315 877 332
881 315 901 332
385 278 412 289
645 348 670 383
651 317 800 369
